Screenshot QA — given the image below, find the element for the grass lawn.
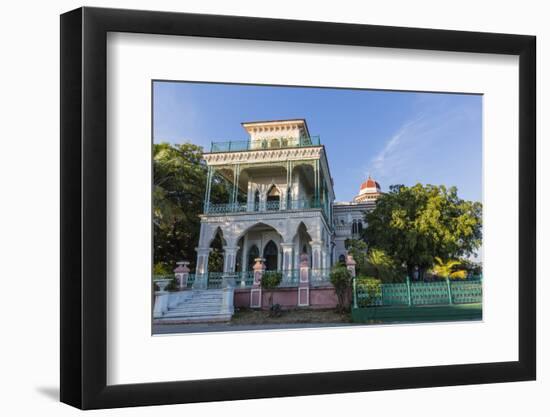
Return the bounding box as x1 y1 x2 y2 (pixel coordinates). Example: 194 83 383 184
351 303 482 324
231 308 351 325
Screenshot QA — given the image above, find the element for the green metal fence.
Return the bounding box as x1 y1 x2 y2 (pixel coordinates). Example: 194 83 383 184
355 277 482 308
450 281 483 304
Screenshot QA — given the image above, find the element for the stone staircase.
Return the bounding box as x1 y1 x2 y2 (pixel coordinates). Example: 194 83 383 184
154 289 234 323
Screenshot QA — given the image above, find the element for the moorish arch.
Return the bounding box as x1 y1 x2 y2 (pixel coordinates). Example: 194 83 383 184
247 244 260 271
266 184 281 210
263 240 279 271
233 221 285 272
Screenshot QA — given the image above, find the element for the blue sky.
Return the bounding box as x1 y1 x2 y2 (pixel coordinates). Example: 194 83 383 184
153 81 482 203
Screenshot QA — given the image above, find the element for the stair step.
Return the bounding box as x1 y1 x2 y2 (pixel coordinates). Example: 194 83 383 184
169 307 224 313
157 289 233 323
163 311 230 318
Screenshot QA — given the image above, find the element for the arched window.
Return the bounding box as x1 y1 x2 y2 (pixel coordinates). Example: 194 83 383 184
339 254 346 264
266 185 280 211
247 245 259 271
352 220 358 235
358 222 363 234
263 240 278 271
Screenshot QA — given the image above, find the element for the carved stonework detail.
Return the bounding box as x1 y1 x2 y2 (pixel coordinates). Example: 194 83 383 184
204 147 324 166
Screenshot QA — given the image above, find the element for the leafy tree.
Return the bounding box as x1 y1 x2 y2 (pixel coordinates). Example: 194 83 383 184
208 232 225 273
330 265 352 312
431 257 468 280
344 238 368 273
364 249 405 283
153 142 226 270
364 184 482 280
460 258 483 276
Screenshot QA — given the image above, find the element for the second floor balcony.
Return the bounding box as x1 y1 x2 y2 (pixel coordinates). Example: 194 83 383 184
204 197 329 219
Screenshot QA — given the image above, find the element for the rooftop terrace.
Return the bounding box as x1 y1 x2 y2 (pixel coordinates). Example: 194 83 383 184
209 135 321 153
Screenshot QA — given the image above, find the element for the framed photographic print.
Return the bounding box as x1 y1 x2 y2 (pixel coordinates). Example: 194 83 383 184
60 6 536 410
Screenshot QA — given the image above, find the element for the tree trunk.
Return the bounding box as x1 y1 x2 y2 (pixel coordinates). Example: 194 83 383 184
406 263 415 281
418 266 426 282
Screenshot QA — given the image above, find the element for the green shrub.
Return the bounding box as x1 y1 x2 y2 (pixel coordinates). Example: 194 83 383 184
261 271 282 289
330 265 352 312
153 262 171 276
356 276 382 307
262 271 282 309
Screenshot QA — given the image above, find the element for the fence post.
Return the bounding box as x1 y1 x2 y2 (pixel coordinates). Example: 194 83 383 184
446 276 453 305
406 276 412 306
174 261 190 290
345 254 356 278
352 276 358 309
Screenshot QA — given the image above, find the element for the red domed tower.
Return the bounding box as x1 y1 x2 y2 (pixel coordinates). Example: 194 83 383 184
353 176 382 203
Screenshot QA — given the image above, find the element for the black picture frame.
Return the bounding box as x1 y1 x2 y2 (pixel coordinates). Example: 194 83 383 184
60 6 536 410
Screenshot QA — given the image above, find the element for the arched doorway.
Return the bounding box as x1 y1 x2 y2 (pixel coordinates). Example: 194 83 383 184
263 240 278 271
208 228 225 272
294 222 312 268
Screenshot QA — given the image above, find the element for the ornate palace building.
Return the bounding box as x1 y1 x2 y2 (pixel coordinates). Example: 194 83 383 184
154 119 384 321
192 119 381 289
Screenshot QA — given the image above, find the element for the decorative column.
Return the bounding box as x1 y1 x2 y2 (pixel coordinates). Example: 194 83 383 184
194 247 211 289
174 261 190 290
203 166 213 213
280 185 288 210
313 160 319 203
231 164 241 208
250 258 265 308
286 160 293 209
280 243 294 283
298 253 310 306
222 245 239 288
247 183 254 211
310 240 323 282
260 188 267 212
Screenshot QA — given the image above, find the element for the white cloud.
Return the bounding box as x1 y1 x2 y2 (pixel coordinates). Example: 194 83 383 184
364 95 480 191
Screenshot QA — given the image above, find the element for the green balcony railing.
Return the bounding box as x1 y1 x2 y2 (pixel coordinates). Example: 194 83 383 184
210 136 321 153
187 270 330 289
265 200 280 211
234 271 255 288
206 202 248 214
204 198 328 219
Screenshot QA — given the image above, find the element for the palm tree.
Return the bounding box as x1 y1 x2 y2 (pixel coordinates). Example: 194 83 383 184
431 257 467 279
